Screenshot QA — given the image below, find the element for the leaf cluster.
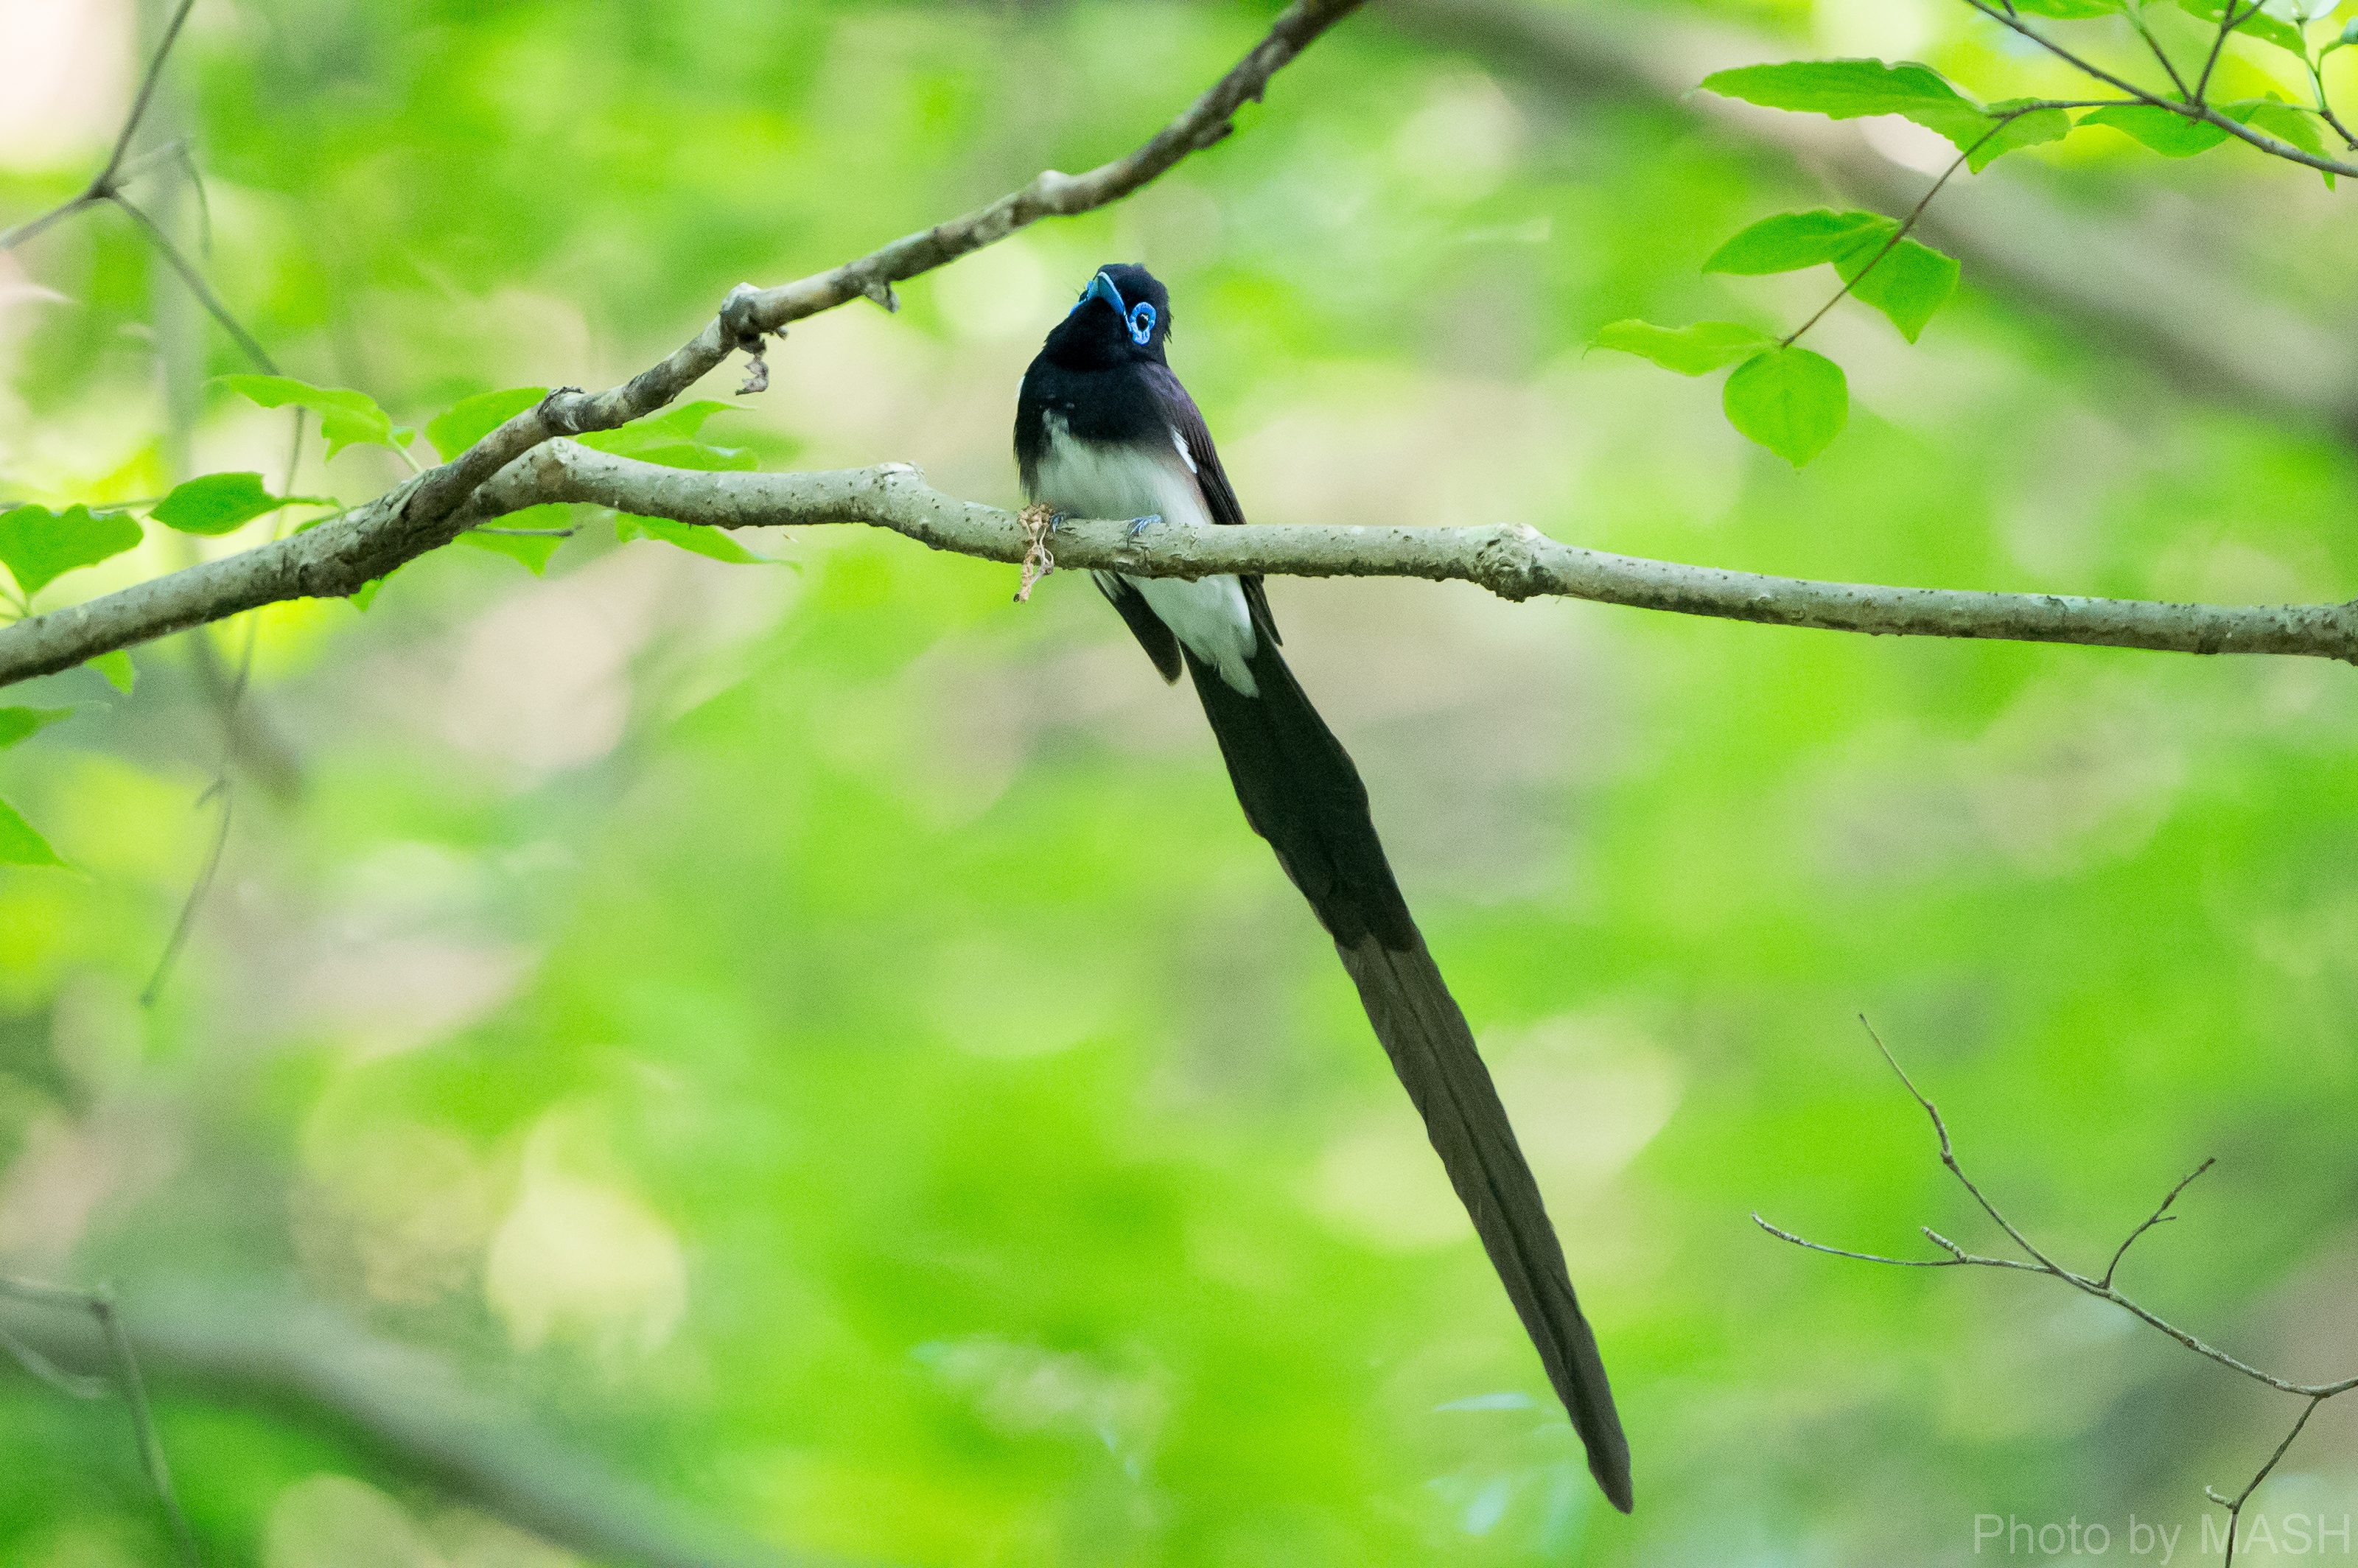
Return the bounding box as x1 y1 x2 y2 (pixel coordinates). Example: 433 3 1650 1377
0 381 773 858
1593 10 2358 465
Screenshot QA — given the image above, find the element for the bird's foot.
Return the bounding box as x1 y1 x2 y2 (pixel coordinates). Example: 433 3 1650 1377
1125 513 1163 539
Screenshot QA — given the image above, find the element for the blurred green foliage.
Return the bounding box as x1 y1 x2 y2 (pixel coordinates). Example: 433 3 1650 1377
4 1 2358 1564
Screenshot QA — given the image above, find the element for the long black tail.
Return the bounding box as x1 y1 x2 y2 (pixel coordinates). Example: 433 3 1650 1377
1180 630 1634 1513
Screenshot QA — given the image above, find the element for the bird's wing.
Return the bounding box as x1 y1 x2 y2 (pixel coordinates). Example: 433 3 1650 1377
1143 363 1279 643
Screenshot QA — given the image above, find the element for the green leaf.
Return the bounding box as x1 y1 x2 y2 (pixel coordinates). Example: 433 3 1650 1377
615 512 772 564
1704 210 1895 275
1723 348 1848 467
0 504 144 598
1703 60 2073 170
1838 238 1962 343
1590 320 1778 376
2236 96 2336 183
1699 211 1959 342
1702 59 1993 158
460 531 564 575
2079 102 2231 157
2007 0 2122 13
459 505 573 575
216 374 402 461
0 707 74 748
426 386 548 463
89 649 134 693
1973 100 2077 170
2175 0 2308 56
578 401 758 472
0 797 63 867
149 472 335 536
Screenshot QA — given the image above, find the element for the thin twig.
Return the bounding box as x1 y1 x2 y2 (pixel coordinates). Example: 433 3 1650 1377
1962 0 2178 105
1749 1216 1970 1268
2208 1395 2325 1568
139 778 230 1008
0 194 105 253
1756 1020 2358 1397
2100 1156 2215 1289
102 0 199 194
144 411 307 1005
1861 1018 2070 1273
0 1278 200 1567
1380 0 2358 431
2195 1 2270 107
1783 108 2034 349
110 196 279 374
0 0 197 251
1961 0 2358 178
2128 7 2197 102
111 139 196 193
91 1293 200 1565
2306 57 2358 148
172 141 214 260
0 1320 111 1399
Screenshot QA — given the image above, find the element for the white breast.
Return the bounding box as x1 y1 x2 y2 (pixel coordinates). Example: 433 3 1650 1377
1034 412 1259 695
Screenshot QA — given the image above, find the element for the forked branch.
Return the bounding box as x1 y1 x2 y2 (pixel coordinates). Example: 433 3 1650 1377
1756 1019 2358 1563
0 1276 200 1567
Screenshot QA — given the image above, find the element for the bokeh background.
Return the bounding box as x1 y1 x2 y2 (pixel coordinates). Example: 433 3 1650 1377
4 0 2358 1563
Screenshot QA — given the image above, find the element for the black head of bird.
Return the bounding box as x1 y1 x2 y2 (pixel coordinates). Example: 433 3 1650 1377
1040 263 1172 370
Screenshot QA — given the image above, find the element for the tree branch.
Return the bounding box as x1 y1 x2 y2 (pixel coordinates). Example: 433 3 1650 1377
10 446 2358 687
1959 0 2358 179
0 1284 827 1568
491 451 2358 664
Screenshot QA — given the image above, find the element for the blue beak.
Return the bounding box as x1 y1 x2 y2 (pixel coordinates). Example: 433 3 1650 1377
1073 271 1126 317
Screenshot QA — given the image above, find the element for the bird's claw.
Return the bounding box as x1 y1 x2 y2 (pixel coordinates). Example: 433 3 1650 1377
1125 513 1163 539
1049 511 1070 533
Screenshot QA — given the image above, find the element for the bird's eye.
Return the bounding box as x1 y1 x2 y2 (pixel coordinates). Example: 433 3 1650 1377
1127 302 1155 345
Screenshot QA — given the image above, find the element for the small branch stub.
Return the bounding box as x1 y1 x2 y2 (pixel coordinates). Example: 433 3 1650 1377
717 281 772 394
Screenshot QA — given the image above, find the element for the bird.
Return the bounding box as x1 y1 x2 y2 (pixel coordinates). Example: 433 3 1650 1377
1013 263 1633 1513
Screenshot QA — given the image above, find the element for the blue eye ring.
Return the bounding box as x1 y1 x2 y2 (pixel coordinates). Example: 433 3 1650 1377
1127 301 1155 345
